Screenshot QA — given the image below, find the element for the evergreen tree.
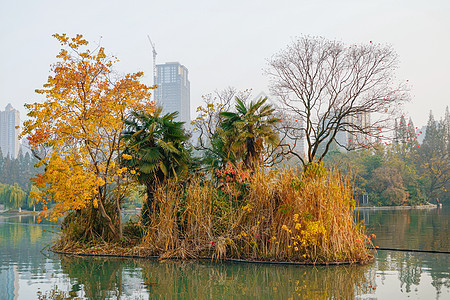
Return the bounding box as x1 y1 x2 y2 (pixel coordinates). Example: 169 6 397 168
0 148 4 174
398 115 408 144
1 157 13 186
406 118 418 146
393 119 399 145
440 106 450 202
22 152 34 190
443 106 450 154
418 111 449 201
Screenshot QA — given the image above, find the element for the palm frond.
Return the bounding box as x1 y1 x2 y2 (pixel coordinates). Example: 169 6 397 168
235 97 247 115
159 141 181 155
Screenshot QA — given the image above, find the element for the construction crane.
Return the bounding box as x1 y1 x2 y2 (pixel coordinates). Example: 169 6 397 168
147 35 157 85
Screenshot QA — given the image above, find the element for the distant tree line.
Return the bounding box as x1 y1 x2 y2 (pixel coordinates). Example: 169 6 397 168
0 149 43 210
325 107 450 206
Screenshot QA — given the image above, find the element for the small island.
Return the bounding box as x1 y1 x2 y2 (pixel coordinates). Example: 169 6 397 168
17 34 448 265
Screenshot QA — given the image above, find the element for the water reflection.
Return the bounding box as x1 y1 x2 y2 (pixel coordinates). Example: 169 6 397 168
375 251 450 298
48 256 372 299
33 253 450 299
58 256 143 299
0 265 19 300
0 215 59 300
358 207 449 251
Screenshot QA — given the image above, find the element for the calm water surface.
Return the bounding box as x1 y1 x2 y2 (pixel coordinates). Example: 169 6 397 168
0 207 449 299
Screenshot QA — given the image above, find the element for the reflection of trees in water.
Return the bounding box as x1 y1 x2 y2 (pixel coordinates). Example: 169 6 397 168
362 208 450 296
58 256 142 299
0 216 54 278
431 274 450 297
398 253 422 293
32 250 450 299
427 255 450 296
41 256 375 299
139 260 373 299
0 216 46 251
375 251 450 297
364 208 449 251
37 287 80 300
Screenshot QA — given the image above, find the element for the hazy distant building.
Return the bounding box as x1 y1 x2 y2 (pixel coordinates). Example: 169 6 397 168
154 62 190 124
0 104 20 159
335 111 371 150
0 264 19 300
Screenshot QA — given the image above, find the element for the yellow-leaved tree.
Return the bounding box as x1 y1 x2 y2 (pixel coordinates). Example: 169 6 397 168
22 34 154 242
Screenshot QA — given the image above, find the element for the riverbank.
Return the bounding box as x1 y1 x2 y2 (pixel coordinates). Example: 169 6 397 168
355 203 439 210
2 204 437 216
0 209 39 215
51 249 368 266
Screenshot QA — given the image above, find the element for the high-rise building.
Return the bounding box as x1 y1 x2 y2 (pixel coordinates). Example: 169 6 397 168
154 62 190 124
0 104 20 158
335 111 371 150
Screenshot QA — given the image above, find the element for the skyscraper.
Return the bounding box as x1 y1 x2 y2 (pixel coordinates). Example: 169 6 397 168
154 62 190 124
335 111 371 150
0 104 20 158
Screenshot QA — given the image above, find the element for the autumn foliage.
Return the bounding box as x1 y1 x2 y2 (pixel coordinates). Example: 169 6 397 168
21 34 375 264
22 34 154 241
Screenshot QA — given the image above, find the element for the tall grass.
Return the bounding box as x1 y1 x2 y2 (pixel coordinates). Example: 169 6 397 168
137 163 372 263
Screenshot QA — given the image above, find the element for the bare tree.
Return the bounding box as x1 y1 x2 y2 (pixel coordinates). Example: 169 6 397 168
266 36 409 168
261 109 305 167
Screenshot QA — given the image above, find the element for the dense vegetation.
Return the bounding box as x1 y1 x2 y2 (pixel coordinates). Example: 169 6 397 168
8 34 449 263
325 110 450 206
0 149 38 190
0 150 44 210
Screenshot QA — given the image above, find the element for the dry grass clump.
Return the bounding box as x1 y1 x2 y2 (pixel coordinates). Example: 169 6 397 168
234 165 370 263
137 163 372 263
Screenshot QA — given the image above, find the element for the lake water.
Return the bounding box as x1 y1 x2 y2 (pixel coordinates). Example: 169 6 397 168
0 207 449 299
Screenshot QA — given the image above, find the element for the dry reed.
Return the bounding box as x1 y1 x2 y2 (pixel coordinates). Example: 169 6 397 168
137 163 373 263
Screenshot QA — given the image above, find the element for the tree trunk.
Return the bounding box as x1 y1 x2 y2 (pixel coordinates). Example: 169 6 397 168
116 176 123 240
141 186 155 226
245 137 256 169
97 196 119 241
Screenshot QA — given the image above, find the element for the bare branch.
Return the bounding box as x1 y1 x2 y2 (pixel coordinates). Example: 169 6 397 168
266 36 409 167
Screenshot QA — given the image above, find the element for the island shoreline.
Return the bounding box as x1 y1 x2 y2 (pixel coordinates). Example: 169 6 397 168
51 249 373 266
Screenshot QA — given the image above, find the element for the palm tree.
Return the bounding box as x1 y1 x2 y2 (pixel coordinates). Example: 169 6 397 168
219 97 281 168
121 107 190 224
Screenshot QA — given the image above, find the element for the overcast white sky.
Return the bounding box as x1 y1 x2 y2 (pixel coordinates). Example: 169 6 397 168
1 0 449 127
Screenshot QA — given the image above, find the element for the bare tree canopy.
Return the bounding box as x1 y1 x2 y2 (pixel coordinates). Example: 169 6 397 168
266 36 409 167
